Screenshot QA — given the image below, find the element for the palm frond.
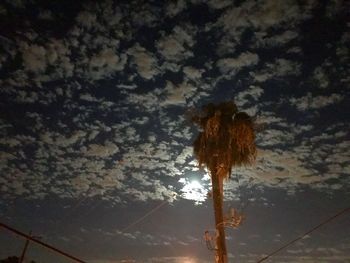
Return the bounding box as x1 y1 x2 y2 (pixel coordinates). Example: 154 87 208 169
192 101 256 179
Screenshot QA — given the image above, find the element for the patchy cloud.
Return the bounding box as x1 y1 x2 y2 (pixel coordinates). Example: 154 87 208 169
252 58 301 82
87 48 126 80
0 1 349 261
156 25 196 63
290 93 344 111
84 142 119 158
217 52 259 74
128 44 159 80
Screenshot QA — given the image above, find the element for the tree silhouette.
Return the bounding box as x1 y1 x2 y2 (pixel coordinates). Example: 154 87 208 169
191 101 256 263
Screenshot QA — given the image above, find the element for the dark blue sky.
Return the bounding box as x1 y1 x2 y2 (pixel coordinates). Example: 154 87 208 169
0 0 349 262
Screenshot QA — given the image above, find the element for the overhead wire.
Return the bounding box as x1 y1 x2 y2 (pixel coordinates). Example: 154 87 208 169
0 222 87 263
256 206 350 263
121 200 168 233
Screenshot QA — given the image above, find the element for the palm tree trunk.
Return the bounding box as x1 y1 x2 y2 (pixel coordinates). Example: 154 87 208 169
212 169 227 263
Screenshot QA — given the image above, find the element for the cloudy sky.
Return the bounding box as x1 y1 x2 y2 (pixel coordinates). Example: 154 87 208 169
0 0 349 262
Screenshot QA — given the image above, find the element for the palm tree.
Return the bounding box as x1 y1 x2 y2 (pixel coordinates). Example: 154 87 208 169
191 101 256 263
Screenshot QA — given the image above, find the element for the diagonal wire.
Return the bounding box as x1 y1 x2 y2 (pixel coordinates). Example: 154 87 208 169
121 200 168 233
256 206 350 263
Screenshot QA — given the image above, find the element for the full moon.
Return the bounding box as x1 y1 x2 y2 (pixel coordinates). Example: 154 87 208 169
188 180 202 189
180 179 208 203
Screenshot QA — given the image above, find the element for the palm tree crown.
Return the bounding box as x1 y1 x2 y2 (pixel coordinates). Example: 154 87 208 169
192 101 256 178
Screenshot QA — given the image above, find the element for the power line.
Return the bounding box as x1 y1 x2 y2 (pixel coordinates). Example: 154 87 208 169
121 200 168 233
0 222 87 263
256 206 350 262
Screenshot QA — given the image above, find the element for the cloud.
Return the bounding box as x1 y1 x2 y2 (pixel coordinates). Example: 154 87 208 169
130 3 160 27
253 30 299 48
162 80 197 106
252 58 301 82
39 130 86 147
287 46 303 54
215 0 315 38
4 3 129 87
215 35 238 57
0 0 348 210
210 0 317 65
126 90 161 112
76 11 97 29
290 93 344 111
217 52 259 74
312 66 330 89
88 48 126 80
84 142 119 158
128 44 159 80
20 39 74 81
231 128 349 191
156 25 196 62
179 177 208 204
80 93 100 102
183 66 204 80
248 1 315 29
21 44 47 72
166 0 187 17
336 31 350 63
235 85 264 106
70 176 91 192
54 131 87 147
15 90 39 103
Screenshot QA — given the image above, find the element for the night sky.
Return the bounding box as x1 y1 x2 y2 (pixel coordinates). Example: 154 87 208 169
0 0 350 262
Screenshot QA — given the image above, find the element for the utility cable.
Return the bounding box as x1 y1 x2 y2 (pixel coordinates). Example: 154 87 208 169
121 200 168 233
0 221 87 263
256 206 350 262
